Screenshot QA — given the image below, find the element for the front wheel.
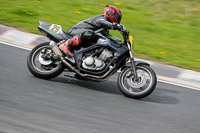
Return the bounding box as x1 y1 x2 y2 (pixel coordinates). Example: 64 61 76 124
118 65 157 99
27 42 65 79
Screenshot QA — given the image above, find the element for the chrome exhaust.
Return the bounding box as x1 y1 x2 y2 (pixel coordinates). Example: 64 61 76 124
49 41 63 58
49 41 80 72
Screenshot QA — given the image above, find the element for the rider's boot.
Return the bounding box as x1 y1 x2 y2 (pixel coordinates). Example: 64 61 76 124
59 36 81 57
59 40 73 56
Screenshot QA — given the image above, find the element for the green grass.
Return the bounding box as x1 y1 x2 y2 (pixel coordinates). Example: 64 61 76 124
0 0 200 71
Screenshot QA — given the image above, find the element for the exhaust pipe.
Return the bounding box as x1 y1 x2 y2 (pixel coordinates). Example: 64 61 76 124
49 41 63 58
49 41 78 72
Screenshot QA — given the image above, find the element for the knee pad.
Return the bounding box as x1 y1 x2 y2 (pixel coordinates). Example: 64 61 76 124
82 30 95 41
71 36 81 46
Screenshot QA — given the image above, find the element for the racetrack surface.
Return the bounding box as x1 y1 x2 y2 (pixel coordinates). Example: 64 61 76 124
0 43 200 133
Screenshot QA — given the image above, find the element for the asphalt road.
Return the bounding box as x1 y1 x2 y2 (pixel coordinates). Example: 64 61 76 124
0 43 200 133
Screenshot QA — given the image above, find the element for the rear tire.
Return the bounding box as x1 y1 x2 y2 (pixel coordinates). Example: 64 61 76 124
27 42 65 79
118 65 157 99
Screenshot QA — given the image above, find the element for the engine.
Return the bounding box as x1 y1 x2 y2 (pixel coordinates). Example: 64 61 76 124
82 48 113 71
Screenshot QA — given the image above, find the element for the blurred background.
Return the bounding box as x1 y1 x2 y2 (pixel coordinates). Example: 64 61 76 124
0 0 199 71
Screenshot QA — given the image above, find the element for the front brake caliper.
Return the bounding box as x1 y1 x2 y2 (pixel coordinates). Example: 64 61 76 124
126 70 132 78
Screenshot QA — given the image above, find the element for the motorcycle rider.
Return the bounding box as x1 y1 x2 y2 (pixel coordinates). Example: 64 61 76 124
59 5 126 56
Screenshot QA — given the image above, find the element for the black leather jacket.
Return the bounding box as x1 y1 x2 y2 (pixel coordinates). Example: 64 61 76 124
66 14 113 36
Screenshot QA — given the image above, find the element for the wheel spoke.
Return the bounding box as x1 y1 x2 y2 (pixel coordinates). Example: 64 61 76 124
128 87 133 92
138 87 144 91
40 65 44 70
35 58 39 62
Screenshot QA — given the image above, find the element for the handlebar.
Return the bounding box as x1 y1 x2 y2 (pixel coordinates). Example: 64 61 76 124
94 28 130 43
122 30 129 41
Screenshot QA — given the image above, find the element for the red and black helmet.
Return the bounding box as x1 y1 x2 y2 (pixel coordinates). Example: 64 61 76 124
102 5 122 24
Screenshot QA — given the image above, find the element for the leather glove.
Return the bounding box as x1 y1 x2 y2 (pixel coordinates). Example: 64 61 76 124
112 23 122 30
123 30 129 36
112 23 126 33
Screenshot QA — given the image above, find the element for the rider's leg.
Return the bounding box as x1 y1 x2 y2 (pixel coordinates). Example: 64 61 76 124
59 36 81 55
59 30 95 56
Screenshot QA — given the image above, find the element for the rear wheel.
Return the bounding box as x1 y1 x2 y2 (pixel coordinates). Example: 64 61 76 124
27 42 65 79
118 65 157 99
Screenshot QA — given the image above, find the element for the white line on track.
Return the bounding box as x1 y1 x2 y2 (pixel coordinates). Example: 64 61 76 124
1 40 200 91
157 79 200 91
0 41 31 51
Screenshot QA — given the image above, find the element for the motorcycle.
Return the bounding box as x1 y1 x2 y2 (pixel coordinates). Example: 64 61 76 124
27 21 157 99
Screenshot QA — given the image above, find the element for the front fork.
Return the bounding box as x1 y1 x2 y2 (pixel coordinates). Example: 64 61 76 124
126 42 138 78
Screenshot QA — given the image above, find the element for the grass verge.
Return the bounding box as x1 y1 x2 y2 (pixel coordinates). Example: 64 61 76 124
0 0 199 71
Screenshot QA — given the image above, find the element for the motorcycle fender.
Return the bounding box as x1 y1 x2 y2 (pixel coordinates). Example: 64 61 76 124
122 61 150 70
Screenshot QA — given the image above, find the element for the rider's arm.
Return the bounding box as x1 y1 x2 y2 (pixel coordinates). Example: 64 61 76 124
95 18 112 29
95 18 123 30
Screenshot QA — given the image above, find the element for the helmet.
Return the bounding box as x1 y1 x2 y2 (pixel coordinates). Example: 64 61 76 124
102 5 122 24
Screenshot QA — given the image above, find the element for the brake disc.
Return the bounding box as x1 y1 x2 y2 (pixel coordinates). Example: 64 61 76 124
38 54 53 65
127 71 147 89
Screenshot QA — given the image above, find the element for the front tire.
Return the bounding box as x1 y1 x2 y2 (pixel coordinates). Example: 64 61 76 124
118 65 157 99
27 42 65 79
